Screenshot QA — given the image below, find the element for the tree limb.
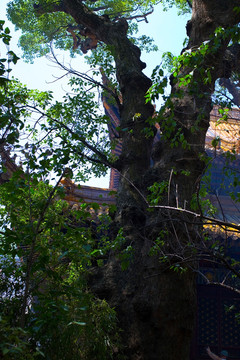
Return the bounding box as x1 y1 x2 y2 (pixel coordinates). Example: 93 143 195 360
33 1 64 15
186 0 192 9
219 78 240 106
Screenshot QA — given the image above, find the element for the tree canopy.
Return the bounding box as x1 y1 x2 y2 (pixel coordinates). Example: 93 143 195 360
7 0 161 61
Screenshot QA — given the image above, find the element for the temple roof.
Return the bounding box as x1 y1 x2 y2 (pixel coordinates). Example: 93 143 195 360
61 177 116 207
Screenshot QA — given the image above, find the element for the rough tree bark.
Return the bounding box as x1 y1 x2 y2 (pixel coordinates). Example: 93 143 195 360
36 1 240 359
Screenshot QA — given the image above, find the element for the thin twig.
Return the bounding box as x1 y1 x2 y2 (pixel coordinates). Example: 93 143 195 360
26 105 114 169
48 45 122 110
168 169 173 206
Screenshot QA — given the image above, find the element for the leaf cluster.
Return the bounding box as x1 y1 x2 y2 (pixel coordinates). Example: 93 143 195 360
0 175 120 359
7 0 159 62
0 20 19 86
159 0 191 15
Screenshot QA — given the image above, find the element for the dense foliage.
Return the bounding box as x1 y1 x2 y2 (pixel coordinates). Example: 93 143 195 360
0 21 121 359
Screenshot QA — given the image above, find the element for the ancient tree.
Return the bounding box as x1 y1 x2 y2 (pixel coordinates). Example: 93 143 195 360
4 0 240 359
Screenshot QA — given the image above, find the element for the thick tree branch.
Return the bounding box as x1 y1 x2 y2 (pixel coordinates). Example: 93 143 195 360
33 1 64 14
221 43 240 78
217 44 240 105
188 1 240 48
35 0 151 90
219 77 240 106
186 0 192 9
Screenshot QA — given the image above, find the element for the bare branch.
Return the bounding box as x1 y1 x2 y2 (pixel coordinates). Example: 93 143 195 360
26 105 115 169
58 134 114 167
209 282 240 294
48 45 122 110
121 6 154 23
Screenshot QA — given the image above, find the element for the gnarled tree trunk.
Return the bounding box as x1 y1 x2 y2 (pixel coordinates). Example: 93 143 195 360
98 2 239 359
36 0 240 358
